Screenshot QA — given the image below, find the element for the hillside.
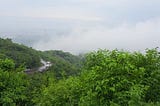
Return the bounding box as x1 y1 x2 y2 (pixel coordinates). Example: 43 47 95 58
0 38 41 68
0 38 82 77
0 38 160 105
39 50 82 78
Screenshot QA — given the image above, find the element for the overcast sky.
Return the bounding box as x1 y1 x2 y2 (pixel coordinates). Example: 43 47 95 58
0 0 160 54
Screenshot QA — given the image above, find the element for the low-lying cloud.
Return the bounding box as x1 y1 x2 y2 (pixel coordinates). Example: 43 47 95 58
0 0 160 54
32 17 160 54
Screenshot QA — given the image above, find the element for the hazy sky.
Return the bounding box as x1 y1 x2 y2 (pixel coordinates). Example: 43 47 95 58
0 0 160 54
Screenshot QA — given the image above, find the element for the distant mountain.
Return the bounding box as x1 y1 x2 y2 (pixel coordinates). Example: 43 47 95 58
39 50 82 78
0 38 82 77
0 38 41 68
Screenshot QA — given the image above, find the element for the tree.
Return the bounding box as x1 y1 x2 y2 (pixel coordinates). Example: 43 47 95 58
0 59 29 105
0 59 15 71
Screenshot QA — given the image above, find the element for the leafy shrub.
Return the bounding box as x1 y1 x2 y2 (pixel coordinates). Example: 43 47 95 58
39 49 160 106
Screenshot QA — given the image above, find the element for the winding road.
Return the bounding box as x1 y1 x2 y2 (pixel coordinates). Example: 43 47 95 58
25 59 52 74
38 59 52 72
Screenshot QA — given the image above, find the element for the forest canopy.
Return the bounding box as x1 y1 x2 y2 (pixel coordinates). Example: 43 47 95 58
0 38 160 105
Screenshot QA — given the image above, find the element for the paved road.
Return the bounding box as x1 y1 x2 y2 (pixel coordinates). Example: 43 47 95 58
25 59 52 74
38 59 52 72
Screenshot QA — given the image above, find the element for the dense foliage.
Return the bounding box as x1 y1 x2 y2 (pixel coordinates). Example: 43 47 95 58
0 38 41 68
36 49 160 106
0 38 160 106
0 38 82 76
39 50 82 78
0 58 55 105
0 59 29 105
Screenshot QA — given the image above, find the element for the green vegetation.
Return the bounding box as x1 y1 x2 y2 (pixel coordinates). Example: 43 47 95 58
36 49 160 106
0 38 41 68
0 58 29 105
39 50 82 78
0 38 160 105
0 38 81 76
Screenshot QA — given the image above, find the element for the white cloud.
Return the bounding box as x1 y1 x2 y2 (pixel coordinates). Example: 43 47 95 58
33 17 160 54
1 0 160 54
26 7 102 21
0 4 102 21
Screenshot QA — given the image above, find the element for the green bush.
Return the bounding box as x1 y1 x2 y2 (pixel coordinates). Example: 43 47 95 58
0 59 29 105
38 49 160 106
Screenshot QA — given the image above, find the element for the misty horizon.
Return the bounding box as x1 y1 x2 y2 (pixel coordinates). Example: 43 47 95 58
0 0 160 54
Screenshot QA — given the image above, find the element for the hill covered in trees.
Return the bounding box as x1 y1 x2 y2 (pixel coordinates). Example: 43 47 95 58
0 38 41 68
0 38 160 106
0 38 82 77
39 50 83 78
